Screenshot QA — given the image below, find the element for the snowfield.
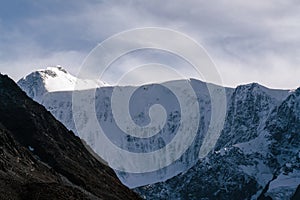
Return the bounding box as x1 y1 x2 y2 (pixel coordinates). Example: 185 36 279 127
18 66 299 199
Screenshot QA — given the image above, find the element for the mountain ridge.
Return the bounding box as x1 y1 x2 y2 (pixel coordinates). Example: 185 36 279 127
17 67 300 199
0 73 140 199
18 66 107 101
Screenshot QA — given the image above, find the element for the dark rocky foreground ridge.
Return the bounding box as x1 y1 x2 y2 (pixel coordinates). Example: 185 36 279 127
0 74 141 200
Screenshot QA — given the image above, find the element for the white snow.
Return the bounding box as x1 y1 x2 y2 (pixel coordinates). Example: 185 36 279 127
28 146 34 151
259 85 289 103
215 147 228 156
233 130 271 156
19 76 215 188
39 66 107 92
265 170 300 200
239 159 273 187
18 67 298 194
268 170 300 190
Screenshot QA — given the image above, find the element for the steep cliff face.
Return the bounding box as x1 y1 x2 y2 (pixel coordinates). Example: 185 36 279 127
136 87 299 200
262 88 300 199
18 67 299 199
0 74 140 199
216 83 287 149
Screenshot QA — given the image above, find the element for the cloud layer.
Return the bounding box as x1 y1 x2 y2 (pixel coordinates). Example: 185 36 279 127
0 0 299 89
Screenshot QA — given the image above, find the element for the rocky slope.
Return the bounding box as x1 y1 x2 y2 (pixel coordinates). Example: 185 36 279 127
18 67 300 199
0 74 140 199
136 86 300 200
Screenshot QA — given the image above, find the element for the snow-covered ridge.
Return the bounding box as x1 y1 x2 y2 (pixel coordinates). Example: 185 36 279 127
39 66 108 92
18 65 107 100
18 66 299 199
19 65 107 92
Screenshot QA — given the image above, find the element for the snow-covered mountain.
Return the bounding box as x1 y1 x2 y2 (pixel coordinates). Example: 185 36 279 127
136 85 300 200
18 67 219 187
18 65 107 101
18 67 300 199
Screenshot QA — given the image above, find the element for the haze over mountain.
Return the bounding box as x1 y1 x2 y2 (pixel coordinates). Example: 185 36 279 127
18 66 300 199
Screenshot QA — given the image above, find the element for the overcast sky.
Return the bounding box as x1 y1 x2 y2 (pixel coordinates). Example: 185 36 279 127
0 0 299 89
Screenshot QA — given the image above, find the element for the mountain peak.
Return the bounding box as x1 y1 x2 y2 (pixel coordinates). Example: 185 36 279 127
18 66 108 101
234 82 289 103
38 65 74 77
47 65 68 73
39 65 69 77
237 82 262 91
